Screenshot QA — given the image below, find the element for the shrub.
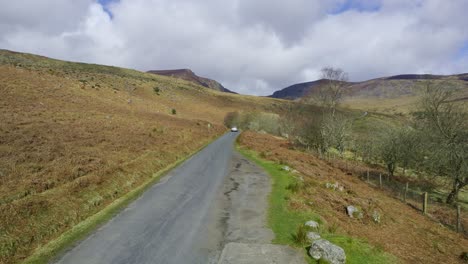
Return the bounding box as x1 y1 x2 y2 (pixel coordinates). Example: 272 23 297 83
327 222 339 234
461 252 468 262
292 224 308 245
286 181 302 193
171 109 177 115
153 87 160 95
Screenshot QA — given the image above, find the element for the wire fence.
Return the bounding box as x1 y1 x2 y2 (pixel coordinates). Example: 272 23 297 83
330 158 467 235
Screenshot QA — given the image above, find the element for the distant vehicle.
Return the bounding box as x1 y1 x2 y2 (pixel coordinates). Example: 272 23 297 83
231 127 238 132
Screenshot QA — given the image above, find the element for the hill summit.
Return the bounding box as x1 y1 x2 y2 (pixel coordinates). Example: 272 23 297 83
147 69 236 94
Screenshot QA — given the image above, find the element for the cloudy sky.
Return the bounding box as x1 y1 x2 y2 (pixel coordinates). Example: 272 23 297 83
1 0 467 95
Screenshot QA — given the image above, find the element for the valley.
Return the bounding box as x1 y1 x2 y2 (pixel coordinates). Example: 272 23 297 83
0 49 467 264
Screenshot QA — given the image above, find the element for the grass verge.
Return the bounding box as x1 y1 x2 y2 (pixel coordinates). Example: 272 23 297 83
237 146 398 264
22 135 221 264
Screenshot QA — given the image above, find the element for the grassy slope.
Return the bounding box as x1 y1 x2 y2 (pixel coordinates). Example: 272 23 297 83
0 50 287 263
237 147 397 264
341 78 468 114
238 131 468 264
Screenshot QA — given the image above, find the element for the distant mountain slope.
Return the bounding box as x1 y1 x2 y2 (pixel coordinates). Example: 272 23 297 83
147 69 236 94
344 74 468 99
269 80 329 100
270 73 468 100
270 73 468 113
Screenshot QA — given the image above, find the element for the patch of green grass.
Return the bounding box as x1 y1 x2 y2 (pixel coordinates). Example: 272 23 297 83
237 146 399 264
23 137 218 264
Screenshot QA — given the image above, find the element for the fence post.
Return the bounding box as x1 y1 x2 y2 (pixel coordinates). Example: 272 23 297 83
422 192 428 214
367 169 369 183
404 182 408 202
457 204 461 233
379 173 382 188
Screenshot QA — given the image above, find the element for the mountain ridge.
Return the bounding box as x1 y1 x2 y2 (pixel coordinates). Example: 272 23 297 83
147 68 236 94
269 73 468 101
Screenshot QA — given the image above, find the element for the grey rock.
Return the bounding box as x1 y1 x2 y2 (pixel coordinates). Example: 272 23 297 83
282 166 291 171
372 211 381 223
309 239 346 264
306 232 321 242
305 220 319 229
346 205 357 218
346 205 362 219
326 182 343 191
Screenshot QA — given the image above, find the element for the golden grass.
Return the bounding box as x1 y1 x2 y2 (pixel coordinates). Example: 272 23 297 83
0 51 290 264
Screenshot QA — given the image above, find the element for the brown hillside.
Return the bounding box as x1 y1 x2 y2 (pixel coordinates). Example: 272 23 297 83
239 131 468 264
0 49 284 263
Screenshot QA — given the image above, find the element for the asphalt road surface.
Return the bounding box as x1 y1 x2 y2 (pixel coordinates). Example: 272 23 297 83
55 132 275 264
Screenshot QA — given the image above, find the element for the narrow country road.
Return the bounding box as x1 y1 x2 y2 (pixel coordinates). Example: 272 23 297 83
54 132 306 264
55 133 239 264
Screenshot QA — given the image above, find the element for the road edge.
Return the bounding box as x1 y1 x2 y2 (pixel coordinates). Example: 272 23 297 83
23 132 226 264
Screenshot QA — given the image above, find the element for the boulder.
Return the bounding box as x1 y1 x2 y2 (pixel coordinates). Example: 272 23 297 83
346 205 356 218
306 232 321 242
282 166 291 171
346 205 363 219
305 220 319 229
309 239 346 264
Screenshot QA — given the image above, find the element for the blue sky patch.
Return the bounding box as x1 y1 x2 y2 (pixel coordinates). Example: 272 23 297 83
98 0 118 18
457 41 468 59
330 0 381 14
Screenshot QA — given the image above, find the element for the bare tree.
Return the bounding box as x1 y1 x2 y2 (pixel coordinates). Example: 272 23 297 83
314 67 349 117
378 127 419 177
320 113 350 155
416 80 468 204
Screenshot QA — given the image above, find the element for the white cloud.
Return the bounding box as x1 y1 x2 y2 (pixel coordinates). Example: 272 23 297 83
0 0 467 95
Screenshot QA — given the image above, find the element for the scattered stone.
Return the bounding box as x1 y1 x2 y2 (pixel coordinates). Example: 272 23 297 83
346 205 363 219
282 166 291 172
294 175 303 181
309 239 346 264
305 220 319 229
325 182 344 192
372 211 381 223
346 205 356 218
306 232 321 242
